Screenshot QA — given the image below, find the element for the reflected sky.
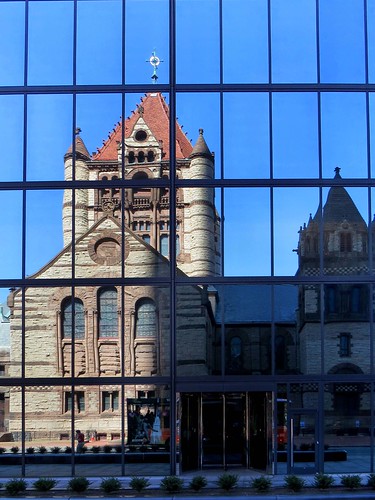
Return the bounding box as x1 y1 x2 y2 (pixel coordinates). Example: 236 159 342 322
0 0 374 300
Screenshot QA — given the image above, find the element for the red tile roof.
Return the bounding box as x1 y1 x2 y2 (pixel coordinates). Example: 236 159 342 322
93 93 193 161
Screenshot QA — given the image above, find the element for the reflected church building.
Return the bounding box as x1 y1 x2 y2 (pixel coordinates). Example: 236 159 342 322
5 93 374 473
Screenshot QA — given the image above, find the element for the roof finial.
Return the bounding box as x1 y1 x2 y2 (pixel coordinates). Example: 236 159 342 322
148 50 163 83
334 166 341 178
75 127 81 136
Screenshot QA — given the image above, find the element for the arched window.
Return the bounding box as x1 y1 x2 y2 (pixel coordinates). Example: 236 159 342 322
135 299 157 337
98 287 118 337
160 234 169 257
147 151 155 162
138 151 145 163
62 298 85 339
176 235 180 256
128 151 135 163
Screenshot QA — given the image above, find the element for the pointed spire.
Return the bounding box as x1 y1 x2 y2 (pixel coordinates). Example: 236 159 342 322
190 129 212 159
65 129 90 160
322 168 365 225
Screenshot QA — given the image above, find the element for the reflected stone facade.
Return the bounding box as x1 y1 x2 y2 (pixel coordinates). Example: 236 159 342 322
6 93 219 440
4 94 373 458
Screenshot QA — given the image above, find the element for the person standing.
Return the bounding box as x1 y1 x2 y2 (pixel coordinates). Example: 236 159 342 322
75 429 85 454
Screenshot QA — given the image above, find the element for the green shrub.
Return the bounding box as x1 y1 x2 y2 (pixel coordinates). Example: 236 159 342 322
340 474 361 489
216 473 238 491
0 447 6 454
160 475 184 493
50 446 61 453
313 473 335 489
368 473 375 489
114 445 123 453
10 446 19 454
103 445 112 453
68 477 90 493
100 477 121 494
284 475 305 492
37 446 47 454
129 476 150 493
63 446 72 453
251 476 272 492
5 478 27 496
189 475 207 492
33 478 57 492
91 445 101 453
26 446 35 454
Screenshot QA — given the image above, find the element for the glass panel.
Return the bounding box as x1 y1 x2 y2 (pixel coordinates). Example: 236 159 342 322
272 93 319 178
324 383 371 473
224 188 271 276
321 93 368 178
74 384 123 477
369 93 375 177
274 188 319 276
125 0 169 85
125 386 170 476
291 411 318 474
77 0 122 85
26 94 73 181
222 0 268 83
28 1 73 85
223 285 272 375
275 286 299 375
0 95 23 181
126 286 169 377
176 0 220 84
176 92 220 178
271 0 317 83
177 188 221 277
368 0 375 83
298 284 322 375
26 190 69 278
223 93 269 179
0 191 22 279
0 385 21 477
0 290 10 389
0 2 25 86
322 186 369 275
276 386 288 474
319 0 365 83
176 284 216 376
324 284 370 375
76 93 122 162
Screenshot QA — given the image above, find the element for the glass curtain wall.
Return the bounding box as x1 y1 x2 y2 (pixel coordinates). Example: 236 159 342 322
0 0 374 476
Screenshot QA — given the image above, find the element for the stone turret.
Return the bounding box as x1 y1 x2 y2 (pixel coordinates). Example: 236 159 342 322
185 129 218 276
62 133 90 246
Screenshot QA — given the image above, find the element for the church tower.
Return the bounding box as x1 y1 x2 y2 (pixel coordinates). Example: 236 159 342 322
297 168 370 375
62 92 221 277
62 133 91 246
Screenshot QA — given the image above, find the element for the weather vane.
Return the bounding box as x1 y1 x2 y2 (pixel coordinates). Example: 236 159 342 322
148 50 163 83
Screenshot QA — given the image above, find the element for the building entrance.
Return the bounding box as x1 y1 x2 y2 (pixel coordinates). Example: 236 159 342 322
180 392 272 472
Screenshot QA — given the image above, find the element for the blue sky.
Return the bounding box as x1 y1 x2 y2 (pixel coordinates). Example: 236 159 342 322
0 0 374 302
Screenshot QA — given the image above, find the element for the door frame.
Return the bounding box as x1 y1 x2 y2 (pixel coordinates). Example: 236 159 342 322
288 408 319 474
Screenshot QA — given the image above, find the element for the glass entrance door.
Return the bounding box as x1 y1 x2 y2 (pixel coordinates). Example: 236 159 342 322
201 393 247 468
181 392 271 472
290 410 318 474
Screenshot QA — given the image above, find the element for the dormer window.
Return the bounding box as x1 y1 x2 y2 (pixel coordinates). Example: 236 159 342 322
135 129 147 141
